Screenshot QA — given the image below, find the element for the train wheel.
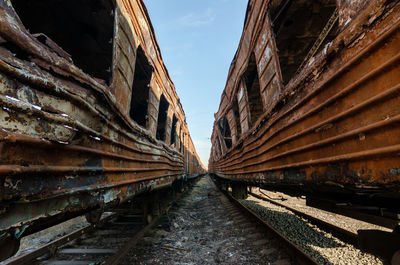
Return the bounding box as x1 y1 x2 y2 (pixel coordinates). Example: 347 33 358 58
0 234 20 261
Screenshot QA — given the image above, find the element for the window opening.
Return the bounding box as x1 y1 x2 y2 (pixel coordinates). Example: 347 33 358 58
271 0 338 84
218 117 232 149
130 46 153 127
170 115 178 146
156 94 169 141
11 0 115 83
232 98 241 140
243 53 263 126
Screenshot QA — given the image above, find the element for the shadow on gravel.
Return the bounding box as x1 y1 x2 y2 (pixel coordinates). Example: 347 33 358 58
242 200 342 265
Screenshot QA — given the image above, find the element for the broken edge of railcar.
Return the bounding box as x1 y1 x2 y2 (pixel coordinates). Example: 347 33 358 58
0 0 205 260
209 0 399 260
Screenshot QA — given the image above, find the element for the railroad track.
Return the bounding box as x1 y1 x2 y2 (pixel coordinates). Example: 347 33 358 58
127 174 297 264
1 207 157 265
4 175 296 264
245 191 400 264
0 183 191 265
218 188 319 265
216 185 385 264
1 175 384 265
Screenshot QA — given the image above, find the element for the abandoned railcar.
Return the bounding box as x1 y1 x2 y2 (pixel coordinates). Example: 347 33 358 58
209 0 399 232
0 0 205 260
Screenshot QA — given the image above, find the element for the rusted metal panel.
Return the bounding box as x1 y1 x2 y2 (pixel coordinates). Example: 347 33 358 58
254 12 283 114
237 81 250 133
210 0 400 222
337 0 371 28
0 0 204 258
111 7 137 113
147 81 159 135
186 136 205 176
214 127 226 155
226 109 237 145
165 105 173 146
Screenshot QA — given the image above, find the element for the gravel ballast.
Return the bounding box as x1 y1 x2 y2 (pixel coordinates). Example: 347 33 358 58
123 175 291 264
241 196 384 265
252 189 391 234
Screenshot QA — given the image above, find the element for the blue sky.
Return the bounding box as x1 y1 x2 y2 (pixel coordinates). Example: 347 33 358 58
144 0 248 167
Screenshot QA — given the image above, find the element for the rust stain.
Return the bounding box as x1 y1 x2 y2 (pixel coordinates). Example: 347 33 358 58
0 0 205 259
209 0 400 226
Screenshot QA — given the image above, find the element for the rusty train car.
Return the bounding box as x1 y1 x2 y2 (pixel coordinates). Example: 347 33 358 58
0 0 205 260
209 0 399 258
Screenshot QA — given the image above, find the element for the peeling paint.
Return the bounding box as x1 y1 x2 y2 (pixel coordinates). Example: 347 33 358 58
209 0 400 221
0 0 204 254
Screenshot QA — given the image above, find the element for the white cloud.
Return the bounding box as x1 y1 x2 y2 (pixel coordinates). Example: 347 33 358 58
178 8 216 27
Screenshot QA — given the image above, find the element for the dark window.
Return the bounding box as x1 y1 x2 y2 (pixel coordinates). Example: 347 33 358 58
11 0 115 83
271 0 338 84
129 47 153 127
170 115 178 145
218 117 232 149
232 99 241 139
243 53 263 126
156 94 169 141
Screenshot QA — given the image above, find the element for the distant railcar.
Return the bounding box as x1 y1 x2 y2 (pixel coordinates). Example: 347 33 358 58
209 0 399 260
0 0 204 260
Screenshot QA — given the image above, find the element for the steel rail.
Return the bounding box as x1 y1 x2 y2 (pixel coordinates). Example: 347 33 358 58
104 215 161 265
219 189 319 265
103 174 199 265
1 213 118 265
0 175 201 265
